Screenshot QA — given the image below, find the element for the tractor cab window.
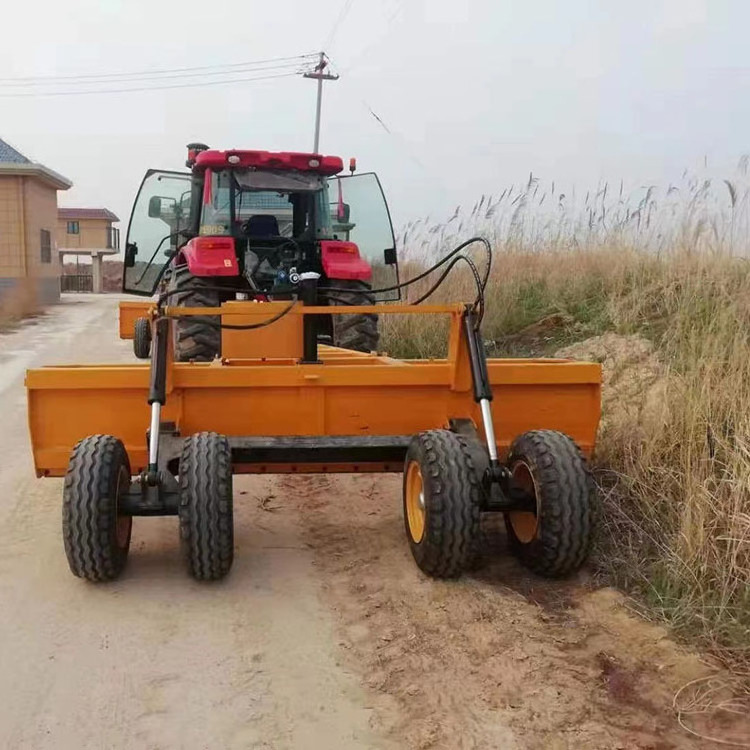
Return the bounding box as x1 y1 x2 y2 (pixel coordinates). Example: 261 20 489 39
328 172 399 300
123 170 193 295
201 169 328 241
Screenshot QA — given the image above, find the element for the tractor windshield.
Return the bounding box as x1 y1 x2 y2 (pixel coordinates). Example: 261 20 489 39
201 169 332 240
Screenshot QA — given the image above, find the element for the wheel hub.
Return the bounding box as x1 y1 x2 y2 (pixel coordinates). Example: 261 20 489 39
508 460 540 543
405 460 426 543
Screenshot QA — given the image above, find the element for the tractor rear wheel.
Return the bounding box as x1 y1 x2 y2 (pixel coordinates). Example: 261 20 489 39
325 279 379 352
133 317 151 359
403 430 482 578
168 265 222 361
62 434 133 582
505 430 594 577
178 432 234 581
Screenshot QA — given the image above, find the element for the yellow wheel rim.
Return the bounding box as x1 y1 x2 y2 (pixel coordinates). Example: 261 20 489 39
508 460 540 544
405 460 426 543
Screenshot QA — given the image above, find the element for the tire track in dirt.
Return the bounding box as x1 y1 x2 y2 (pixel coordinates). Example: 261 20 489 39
281 472 746 749
1 298 400 750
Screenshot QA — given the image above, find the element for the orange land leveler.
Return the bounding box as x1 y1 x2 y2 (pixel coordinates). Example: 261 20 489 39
26 145 601 583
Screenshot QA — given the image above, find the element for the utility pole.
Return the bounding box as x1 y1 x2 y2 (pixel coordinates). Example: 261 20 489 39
303 52 339 153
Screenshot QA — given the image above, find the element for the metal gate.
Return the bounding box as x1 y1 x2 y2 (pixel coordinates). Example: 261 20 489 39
61 274 93 293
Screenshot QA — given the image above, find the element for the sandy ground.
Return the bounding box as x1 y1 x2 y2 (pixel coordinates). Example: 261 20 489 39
0 295 745 749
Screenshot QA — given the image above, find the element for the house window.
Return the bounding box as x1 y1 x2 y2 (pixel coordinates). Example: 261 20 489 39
40 229 52 263
106 226 120 250
66 221 79 234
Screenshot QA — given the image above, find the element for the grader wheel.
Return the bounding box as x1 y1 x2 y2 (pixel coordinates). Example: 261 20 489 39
178 432 234 581
505 430 594 577
133 317 151 359
402 430 482 578
62 435 132 582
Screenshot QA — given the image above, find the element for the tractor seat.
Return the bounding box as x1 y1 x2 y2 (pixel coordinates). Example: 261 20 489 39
244 215 280 238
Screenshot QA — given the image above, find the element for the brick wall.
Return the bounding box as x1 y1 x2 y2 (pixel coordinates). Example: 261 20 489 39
23 177 60 289
0 174 62 306
0 276 61 307
36 276 61 304
0 175 25 279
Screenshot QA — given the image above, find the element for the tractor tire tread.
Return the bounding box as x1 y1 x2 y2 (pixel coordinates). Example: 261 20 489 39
169 266 222 361
325 279 379 352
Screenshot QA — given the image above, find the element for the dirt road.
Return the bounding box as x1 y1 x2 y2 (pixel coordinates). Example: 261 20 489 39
0 296 744 749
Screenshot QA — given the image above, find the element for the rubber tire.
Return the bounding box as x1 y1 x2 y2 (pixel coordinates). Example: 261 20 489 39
403 430 482 578
133 317 151 359
325 279 379 352
168 265 222 362
504 430 594 577
62 435 132 582
178 432 234 581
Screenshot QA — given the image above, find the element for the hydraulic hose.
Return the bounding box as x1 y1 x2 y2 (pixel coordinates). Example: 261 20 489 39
157 235 493 332
320 236 492 299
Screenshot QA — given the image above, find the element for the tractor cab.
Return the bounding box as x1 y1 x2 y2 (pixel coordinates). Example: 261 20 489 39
123 145 399 299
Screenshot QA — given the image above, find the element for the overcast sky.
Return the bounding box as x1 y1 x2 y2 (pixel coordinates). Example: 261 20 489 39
1 0 748 234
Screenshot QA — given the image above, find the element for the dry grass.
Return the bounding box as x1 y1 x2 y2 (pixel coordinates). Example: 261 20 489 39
381 170 750 667
387 246 750 665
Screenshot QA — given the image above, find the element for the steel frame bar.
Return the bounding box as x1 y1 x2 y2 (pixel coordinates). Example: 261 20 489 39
29 301 602 477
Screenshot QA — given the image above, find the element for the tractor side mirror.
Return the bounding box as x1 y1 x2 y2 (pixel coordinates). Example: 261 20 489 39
148 196 164 218
383 247 397 265
124 242 137 268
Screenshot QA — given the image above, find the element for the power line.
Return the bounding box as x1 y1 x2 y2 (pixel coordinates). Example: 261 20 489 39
324 0 356 52
0 71 299 98
0 60 310 88
362 99 432 174
338 0 405 75
0 59 309 89
365 103 391 134
0 53 318 84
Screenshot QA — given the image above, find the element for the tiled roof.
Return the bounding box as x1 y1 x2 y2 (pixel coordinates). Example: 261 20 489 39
0 137 71 189
58 207 120 222
0 138 31 164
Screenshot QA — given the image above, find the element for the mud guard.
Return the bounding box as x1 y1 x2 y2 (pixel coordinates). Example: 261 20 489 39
178 236 239 276
320 240 372 281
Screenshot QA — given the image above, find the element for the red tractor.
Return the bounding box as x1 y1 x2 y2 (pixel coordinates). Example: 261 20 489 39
124 143 399 360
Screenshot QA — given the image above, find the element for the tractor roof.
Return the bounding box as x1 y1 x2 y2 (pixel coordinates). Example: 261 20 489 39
194 149 343 176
